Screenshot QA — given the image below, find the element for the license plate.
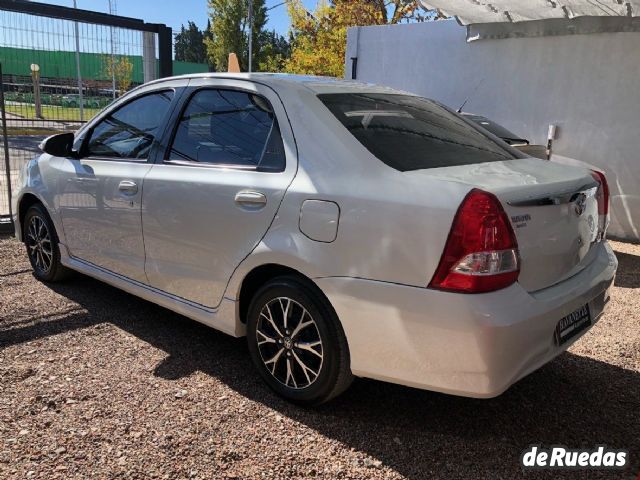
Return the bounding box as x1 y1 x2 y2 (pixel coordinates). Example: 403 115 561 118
555 304 591 345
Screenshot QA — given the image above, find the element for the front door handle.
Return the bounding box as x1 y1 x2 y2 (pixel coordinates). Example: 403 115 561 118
235 190 267 210
118 180 138 195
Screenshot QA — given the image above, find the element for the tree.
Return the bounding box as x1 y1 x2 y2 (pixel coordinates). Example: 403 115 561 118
366 0 441 23
174 21 207 64
205 0 268 72
284 1 379 77
203 19 214 68
257 30 291 72
284 0 443 77
103 55 133 95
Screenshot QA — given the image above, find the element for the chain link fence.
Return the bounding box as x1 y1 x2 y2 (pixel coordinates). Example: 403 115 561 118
0 0 172 231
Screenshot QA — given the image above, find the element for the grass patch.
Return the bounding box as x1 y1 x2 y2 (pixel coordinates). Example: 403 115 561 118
5 104 101 121
6 127 66 136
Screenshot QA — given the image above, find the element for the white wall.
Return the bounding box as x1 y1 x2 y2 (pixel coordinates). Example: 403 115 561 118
346 20 640 241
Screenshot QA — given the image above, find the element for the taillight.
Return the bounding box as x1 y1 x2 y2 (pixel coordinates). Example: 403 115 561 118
429 189 520 293
590 169 610 239
590 169 610 216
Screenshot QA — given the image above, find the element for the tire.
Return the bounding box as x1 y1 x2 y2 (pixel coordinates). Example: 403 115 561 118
23 204 71 282
247 275 353 405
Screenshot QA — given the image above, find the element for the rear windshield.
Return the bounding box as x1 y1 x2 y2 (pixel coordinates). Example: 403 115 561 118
318 93 518 171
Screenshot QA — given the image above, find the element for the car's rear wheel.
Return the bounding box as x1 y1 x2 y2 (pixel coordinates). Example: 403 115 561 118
246 276 353 405
24 204 71 282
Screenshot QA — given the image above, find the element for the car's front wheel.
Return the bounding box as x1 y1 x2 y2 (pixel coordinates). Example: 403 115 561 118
24 204 71 282
247 276 353 405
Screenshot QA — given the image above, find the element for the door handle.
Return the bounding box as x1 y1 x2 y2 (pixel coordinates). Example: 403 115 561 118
74 177 97 184
235 190 267 210
118 180 138 195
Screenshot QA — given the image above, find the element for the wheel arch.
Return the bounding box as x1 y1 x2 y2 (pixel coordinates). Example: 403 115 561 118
17 193 44 241
237 263 336 327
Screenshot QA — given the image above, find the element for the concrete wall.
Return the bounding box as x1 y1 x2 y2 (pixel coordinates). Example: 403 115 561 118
346 20 640 241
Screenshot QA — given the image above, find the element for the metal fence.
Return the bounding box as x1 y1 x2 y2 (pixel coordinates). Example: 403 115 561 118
0 0 172 231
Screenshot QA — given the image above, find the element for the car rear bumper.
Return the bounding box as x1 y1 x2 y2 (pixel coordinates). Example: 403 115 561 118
315 241 617 398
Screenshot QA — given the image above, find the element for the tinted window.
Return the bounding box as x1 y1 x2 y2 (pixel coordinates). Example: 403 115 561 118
168 89 285 171
86 90 174 159
463 114 528 145
319 93 518 171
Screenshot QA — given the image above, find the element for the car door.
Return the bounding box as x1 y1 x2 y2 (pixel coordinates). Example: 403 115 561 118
55 87 180 282
142 78 297 308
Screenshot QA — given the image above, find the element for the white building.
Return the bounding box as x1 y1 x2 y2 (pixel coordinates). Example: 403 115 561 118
345 1 640 241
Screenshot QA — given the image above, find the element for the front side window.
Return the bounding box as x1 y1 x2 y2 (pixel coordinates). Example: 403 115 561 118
319 93 519 171
86 90 174 159
168 89 285 171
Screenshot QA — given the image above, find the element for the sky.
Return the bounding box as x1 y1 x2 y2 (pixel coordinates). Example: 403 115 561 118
43 0 318 36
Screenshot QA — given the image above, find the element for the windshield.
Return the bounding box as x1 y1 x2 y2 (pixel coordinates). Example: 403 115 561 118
319 93 519 171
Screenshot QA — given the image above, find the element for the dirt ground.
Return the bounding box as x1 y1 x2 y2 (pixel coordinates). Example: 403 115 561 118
1 235 638 479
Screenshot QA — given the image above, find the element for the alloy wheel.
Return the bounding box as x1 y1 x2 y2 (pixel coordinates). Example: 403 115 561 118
255 297 324 389
26 215 53 274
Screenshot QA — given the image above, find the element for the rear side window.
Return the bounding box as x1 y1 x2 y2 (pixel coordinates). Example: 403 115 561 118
463 114 528 145
168 89 286 171
86 90 174 159
318 93 518 171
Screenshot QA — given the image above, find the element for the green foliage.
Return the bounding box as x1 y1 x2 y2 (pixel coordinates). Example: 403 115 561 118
257 30 291 72
174 21 208 64
206 0 269 72
202 0 438 75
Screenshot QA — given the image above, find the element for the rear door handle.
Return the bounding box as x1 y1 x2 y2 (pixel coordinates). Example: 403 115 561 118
118 180 138 195
235 190 267 210
74 177 97 184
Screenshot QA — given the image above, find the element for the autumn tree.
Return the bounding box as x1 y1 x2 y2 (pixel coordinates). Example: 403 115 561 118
103 55 134 95
284 0 442 77
175 21 207 64
366 0 440 23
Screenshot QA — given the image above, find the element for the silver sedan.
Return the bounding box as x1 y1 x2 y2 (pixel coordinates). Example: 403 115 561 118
13 74 617 404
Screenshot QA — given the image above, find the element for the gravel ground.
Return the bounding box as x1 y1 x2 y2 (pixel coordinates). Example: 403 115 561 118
0 235 638 480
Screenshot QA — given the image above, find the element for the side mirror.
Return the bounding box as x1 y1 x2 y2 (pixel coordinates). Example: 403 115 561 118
39 133 75 157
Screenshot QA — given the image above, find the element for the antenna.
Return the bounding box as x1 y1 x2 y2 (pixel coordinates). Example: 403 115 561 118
457 78 484 113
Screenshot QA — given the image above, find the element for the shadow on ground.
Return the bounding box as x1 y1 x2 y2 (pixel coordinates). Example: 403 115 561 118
1 270 638 479
614 250 640 288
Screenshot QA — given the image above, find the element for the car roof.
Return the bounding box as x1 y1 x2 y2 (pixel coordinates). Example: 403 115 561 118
143 72 411 95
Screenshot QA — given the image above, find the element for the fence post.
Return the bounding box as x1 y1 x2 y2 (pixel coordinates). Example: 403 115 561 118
73 0 84 121
157 25 172 78
0 63 14 228
142 31 157 83
31 64 42 118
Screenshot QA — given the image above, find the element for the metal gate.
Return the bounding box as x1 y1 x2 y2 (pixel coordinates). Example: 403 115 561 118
0 0 172 233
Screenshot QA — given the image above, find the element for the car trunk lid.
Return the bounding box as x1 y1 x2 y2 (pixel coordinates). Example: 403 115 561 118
416 158 605 292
